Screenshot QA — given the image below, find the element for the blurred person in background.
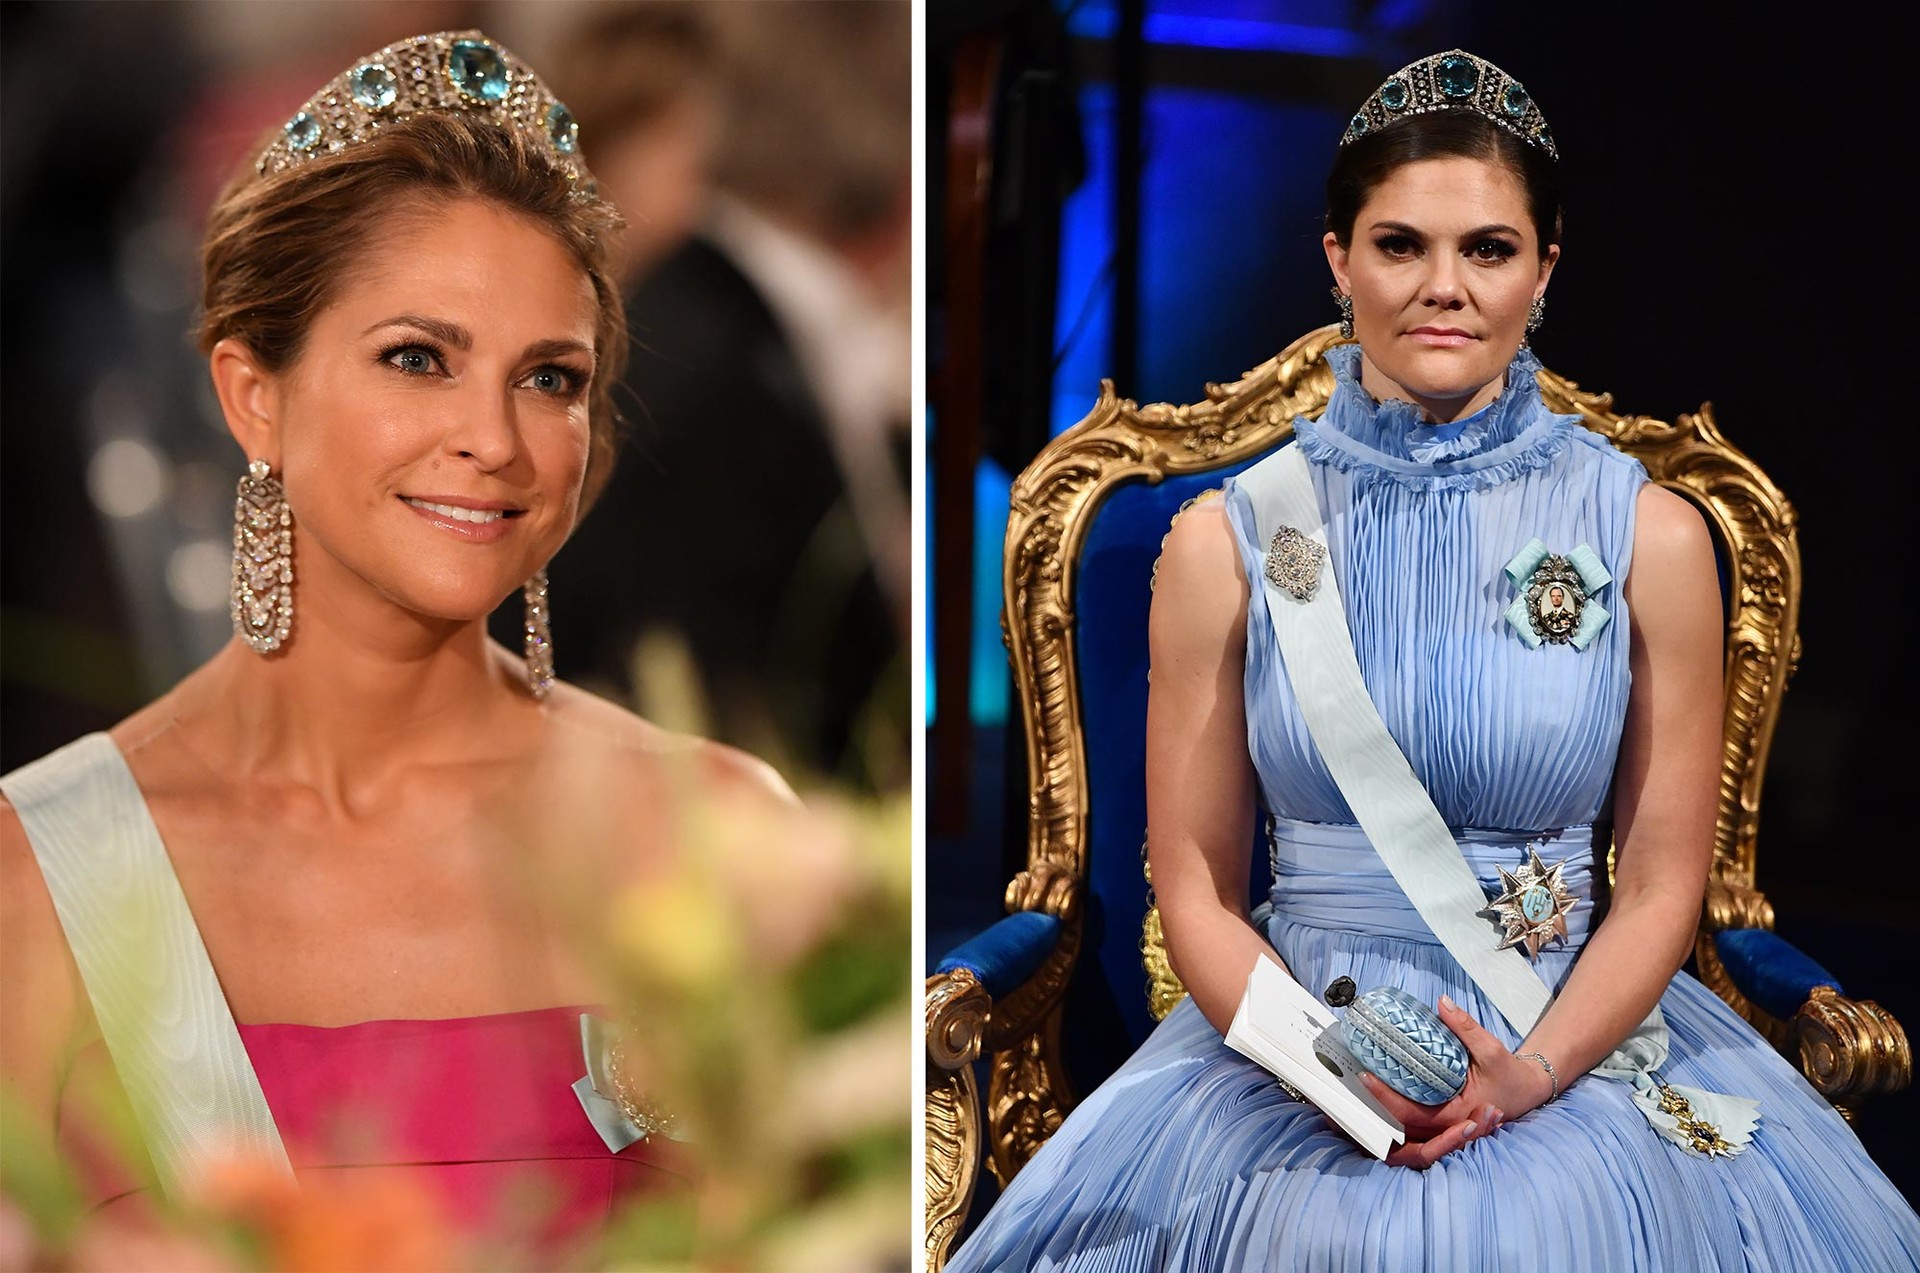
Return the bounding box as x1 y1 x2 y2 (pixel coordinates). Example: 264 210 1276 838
539 0 912 795
536 1 721 289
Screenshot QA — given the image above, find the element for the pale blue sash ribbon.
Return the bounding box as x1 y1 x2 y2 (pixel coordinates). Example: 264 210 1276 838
0 734 294 1199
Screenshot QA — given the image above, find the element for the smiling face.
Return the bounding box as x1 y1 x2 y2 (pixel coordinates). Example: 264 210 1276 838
220 197 600 627
1324 155 1557 423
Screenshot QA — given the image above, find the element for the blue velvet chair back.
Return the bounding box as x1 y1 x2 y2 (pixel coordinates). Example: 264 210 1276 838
1066 457 1272 1085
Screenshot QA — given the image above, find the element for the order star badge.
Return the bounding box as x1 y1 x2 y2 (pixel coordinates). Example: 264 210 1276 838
1486 846 1576 960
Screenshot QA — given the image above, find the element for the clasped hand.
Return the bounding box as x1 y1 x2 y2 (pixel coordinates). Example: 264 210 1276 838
1358 995 1555 1169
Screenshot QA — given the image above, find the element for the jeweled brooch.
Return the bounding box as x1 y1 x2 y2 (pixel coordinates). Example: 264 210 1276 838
1525 555 1585 642
574 1014 681 1152
1502 538 1613 649
1485 845 1576 960
1264 525 1325 601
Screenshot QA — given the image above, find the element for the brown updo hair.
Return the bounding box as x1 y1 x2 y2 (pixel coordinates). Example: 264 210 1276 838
1325 110 1561 257
198 111 629 514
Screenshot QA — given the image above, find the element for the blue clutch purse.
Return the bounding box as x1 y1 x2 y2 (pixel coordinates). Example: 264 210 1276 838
1340 987 1469 1106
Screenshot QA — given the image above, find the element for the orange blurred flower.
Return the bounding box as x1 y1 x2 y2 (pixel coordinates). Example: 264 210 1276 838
191 1157 465 1273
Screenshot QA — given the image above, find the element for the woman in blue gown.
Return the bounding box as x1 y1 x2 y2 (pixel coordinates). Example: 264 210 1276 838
945 50 1920 1273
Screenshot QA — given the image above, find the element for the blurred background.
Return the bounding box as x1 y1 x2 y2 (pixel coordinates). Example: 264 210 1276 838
1 0 910 798
1 2 911 1267
924 0 1915 1213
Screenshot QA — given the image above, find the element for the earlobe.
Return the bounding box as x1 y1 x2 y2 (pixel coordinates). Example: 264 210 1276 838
208 338 282 465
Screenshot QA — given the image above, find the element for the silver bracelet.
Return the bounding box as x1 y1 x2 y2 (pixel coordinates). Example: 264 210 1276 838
1516 1051 1559 1101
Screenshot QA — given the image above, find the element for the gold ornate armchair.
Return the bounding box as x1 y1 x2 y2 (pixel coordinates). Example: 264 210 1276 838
924 324 1912 1269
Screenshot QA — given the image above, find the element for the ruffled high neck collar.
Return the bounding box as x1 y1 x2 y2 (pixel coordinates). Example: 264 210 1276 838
1295 344 1579 491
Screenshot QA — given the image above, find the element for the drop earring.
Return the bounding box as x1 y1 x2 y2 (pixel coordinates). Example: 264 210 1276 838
231 458 293 653
523 568 553 699
1331 288 1355 341
1527 295 1546 334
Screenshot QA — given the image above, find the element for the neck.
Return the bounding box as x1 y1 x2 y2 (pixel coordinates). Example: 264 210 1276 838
175 580 530 809
1356 351 1507 425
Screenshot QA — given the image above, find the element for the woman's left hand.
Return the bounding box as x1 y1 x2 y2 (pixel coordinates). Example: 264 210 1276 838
1360 995 1556 1169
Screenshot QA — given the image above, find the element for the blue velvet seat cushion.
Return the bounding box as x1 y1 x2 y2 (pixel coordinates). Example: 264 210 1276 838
936 911 1063 1001
1713 927 1844 1022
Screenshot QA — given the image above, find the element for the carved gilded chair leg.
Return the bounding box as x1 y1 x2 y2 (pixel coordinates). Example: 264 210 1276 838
987 1010 1072 1188
927 969 992 1271
926 1062 982 1271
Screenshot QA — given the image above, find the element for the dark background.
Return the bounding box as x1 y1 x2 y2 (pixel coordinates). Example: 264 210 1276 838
925 0 1917 1212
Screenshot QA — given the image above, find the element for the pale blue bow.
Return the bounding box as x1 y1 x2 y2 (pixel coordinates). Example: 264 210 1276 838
1502 538 1613 650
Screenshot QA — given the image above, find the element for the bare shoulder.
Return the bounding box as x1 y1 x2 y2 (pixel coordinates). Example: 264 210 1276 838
1156 493 1244 586
0 789 86 1117
540 681 799 808
0 792 45 914
1627 481 1722 643
1 789 59 940
1631 481 1715 574
1151 492 1249 653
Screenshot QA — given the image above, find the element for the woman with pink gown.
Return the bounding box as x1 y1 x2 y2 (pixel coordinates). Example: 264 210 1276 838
2 28 787 1265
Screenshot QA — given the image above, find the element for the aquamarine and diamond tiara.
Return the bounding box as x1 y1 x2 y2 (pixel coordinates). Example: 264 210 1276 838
1340 49 1556 162
252 30 596 200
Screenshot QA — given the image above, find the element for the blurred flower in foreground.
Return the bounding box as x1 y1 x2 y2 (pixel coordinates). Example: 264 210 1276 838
581 634 912 1271
186 1158 462 1273
2 1116 467 1273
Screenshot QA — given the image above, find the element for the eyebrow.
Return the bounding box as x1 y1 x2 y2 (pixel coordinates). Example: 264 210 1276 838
364 314 471 348
521 337 597 368
1367 220 1523 239
362 315 595 365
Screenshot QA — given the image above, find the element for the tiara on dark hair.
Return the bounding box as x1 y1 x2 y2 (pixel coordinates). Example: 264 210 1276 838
1340 50 1556 161
253 30 598 201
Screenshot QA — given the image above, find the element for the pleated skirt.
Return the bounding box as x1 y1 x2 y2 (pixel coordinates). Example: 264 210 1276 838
946 905 1920 1272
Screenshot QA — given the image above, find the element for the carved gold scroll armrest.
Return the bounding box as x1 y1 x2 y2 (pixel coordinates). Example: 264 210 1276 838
1695 880 1911 1118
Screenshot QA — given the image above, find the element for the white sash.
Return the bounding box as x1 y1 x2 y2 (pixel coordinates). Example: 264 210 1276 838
1236 444 1756 1152
2 733 293 1198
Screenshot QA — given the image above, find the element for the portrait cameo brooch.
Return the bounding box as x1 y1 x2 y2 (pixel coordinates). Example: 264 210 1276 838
1501 538 1613 649
1522 553 1587 643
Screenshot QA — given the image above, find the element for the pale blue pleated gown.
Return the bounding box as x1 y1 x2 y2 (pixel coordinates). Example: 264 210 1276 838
946 346 1920 1272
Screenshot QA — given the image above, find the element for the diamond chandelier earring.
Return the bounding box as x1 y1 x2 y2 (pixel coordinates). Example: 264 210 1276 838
1332 288 1355 340
523 568 554 699
231 459 293 653
1520 294 1546 350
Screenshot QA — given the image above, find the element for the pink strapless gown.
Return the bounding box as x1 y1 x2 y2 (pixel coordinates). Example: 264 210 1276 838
76 1006 683 1263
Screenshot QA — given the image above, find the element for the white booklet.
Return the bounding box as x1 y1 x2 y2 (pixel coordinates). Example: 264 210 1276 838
1224 955 1407 1160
